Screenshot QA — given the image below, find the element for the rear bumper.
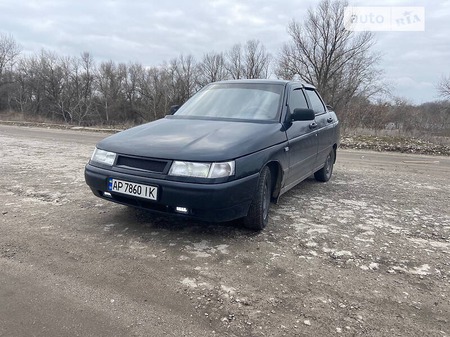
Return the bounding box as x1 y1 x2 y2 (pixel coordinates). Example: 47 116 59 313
85 163 259 222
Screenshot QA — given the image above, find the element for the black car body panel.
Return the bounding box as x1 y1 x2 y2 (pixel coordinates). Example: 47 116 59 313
85 164 259 222
85 79 340 224
96 117 288 163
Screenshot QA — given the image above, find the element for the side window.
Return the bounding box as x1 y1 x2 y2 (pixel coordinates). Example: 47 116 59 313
305 89 325 114
288 88 308 111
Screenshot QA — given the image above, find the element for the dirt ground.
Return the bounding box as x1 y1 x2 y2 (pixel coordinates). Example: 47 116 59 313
0 125 449 337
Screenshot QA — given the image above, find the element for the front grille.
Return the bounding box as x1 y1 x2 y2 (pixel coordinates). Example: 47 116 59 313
116 156 169 173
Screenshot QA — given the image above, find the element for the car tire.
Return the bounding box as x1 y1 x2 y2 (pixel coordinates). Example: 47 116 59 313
314 149 335 182
244 166 272 231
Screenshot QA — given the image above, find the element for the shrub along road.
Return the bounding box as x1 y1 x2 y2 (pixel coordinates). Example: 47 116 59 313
1 125 449 337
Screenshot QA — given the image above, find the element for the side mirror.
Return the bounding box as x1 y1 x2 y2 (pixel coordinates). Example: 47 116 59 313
291 108 315 121
169 105 180 115
326 104 334 111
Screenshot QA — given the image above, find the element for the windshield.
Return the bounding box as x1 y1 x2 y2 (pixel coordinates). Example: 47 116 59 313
174 82 284 121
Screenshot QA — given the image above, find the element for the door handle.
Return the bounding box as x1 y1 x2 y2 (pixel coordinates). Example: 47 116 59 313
309 122 317 129
327 117 333 123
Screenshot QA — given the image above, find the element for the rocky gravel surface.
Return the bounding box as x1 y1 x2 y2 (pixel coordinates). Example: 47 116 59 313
340 135 450 156
0 125 449 337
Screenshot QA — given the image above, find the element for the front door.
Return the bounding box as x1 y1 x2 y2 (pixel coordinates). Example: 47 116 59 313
284 87 318 190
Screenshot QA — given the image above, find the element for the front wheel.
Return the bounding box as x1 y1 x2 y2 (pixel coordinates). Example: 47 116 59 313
244 166 272 231
314 149 335 182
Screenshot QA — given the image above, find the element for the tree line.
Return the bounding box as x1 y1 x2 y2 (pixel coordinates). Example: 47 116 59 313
342 98 449 137
0 36 271 125
0 0 448 137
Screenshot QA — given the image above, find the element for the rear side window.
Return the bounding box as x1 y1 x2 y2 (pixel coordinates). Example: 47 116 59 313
305 89 325 114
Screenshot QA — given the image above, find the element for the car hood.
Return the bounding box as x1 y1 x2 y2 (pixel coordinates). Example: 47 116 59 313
97 117 287 161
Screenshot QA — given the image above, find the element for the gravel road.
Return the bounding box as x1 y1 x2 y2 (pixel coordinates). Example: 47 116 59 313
1 125 449 337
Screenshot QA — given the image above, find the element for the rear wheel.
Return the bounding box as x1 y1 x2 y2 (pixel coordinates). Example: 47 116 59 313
244 166 272 231
314 149 335 182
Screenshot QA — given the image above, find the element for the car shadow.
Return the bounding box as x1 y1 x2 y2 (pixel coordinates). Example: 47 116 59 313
93 175 324 243
96 205 261 242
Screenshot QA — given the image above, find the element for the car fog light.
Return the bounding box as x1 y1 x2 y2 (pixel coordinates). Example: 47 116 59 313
176 207 189 214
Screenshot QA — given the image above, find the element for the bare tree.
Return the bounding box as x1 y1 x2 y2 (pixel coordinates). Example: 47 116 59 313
225 44 245 80
168 54 199 103
137 66 171 121
197 52 228 86
96 60 126 122
37 50 67 120
122 62 143 121
276 0 381 111
0 33 21 84
438 76 450 99
67 52 97 124
0 33 21 110
225 41 271 80
243 39 271 79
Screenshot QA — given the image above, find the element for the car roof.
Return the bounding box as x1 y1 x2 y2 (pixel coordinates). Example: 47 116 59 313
213 79 316 89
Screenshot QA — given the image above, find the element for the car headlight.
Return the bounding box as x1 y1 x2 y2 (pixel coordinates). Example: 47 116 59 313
169 161 235 178
90 148 117 166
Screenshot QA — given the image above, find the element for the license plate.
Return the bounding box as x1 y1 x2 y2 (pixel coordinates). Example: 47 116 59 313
108 178 157 201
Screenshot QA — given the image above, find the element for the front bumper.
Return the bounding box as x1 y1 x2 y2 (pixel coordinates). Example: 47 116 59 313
84 163 259 222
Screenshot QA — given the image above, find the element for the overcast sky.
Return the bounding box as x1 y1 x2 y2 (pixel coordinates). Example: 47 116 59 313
1 0 449 104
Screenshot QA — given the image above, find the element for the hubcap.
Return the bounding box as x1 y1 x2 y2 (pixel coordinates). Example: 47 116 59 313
325 153 332 177
262 180 270 220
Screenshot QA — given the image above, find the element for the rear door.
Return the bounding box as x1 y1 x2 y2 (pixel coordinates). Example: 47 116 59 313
304 88 335 171
284 86 318 190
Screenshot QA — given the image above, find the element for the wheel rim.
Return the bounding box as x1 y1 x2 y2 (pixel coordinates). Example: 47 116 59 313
262 178 270 221
325 153 332 178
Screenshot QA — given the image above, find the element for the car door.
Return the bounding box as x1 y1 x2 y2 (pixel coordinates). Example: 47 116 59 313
284 87 318 190
304 88 335 171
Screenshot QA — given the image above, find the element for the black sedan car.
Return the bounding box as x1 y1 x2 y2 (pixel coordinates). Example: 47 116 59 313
85 79 339 230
